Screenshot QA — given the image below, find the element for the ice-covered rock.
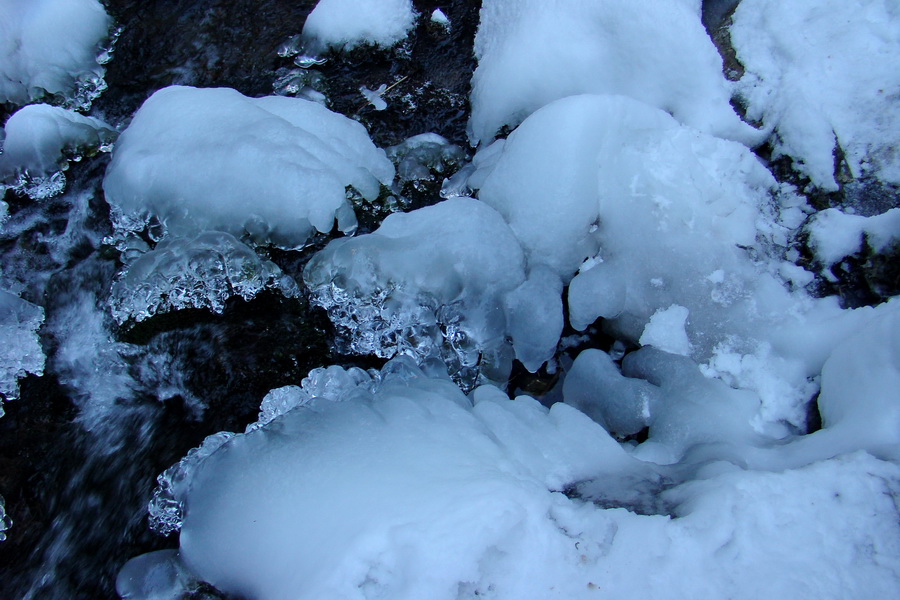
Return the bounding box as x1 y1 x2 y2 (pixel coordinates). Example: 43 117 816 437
304 197 528 385
730 0 900 189
469 0 761 145
109 231 300 325
0 0 111 108
103 86 394 249
386 133 466 188
302 0 416 54
0 104 115 199
0 289 45 410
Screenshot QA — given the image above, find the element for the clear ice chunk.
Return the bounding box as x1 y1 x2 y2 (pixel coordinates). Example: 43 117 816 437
0 290 45 409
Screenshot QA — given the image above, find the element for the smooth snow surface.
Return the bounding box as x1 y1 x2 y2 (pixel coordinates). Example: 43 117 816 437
731 0 900 189
0 0 110 106
469 0 760 145
303 0 416 53
104 86 393 248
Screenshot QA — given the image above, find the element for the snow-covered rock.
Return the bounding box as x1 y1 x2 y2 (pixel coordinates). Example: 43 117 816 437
302 0 416 54
0 0 111 107
730 0 900 189
469 0 761 145
103 86 394 249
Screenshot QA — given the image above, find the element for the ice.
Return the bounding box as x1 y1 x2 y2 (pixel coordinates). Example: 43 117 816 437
108 231 300 325
103 86 394 248
0 496 9 541
116 550 198 600
386 133 466 188
468 0 761 145
0 104 115 199
730 0 900 189
302 0 416 54
806 207 900 267
0 0 111 107
304 197 527 385
502 266 563 372
0 289 45 410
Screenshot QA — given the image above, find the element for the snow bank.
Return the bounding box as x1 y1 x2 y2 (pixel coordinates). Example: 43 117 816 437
469 0 759 145
0 290 45 410
104 86 394 248
302 0 416 54
0 104 114 199
730 0 900 189
0 0 111 107
304 197 529 385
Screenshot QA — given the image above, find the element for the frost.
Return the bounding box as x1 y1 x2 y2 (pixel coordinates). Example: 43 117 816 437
103 86 394 249
0 290 45 410
109 231 300 325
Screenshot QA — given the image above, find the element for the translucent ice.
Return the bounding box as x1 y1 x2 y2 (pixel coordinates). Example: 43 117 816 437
0 290 45 410
109 231 300 325
104 86 394 248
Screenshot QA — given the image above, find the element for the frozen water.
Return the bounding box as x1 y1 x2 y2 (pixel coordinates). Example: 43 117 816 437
0 104 115 199
104 86 394 248
639 304 692 356
302 0 416 54
469 0 762 145
386 133 466 188
116 550 198 600
0 289 45 410
0 0 111 107
304 197 527 385
108 231 300 325
730 0 900 189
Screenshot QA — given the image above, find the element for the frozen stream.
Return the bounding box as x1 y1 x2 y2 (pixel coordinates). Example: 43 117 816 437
1 1 899 600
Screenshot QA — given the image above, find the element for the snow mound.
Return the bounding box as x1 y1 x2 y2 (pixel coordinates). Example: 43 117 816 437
108 231 300 326
103 86 394 249
302 0 416 54
0 290 45 410
469 0 760 145
0 104 114 199
730 0 900 189
304 197 529 386
0 0 111 108
140 358 900 600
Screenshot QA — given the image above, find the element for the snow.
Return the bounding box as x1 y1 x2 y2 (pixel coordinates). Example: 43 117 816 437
0 104 114 180
730 0 900 189
0 0 110 107
302 0 416 54
469 0 761 145
304 197 527 384
639 304 692 356
806 207 900 266
0 289 45 409
103 86 394 248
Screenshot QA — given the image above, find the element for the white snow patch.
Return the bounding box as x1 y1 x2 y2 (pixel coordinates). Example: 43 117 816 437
303 0 416 53
640 305 692 356
806 207 900 266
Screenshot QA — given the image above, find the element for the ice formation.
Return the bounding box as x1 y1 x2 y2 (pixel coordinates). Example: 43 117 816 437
103 86 394 248
730 0 900 189
0 290 45 410
386 133 466 189
0 0 111 107
468 0 761 145
805 207 900 267
302 0 416 54
304 197 527 385
0 104 115 199
109 231 300 325
138 357 900 600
